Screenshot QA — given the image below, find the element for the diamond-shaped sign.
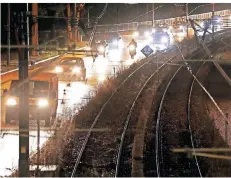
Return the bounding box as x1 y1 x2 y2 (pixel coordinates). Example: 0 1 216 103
141 45 154 57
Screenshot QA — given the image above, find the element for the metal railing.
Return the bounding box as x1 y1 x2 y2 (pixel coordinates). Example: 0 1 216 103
38 9 231 36
95 9 231 33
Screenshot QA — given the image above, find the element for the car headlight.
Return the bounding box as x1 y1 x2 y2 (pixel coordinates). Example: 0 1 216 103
145 31 150 37
216 18 221 23
72 66 81 73
161 36 168 43
98 75 106 82
55 66 63 73
98 46 105 53
133 31 139 37
6 98 17 106
113 40 118 45
37 98 48 108
129 45 136 51
148 38 153 43
86 46 91 50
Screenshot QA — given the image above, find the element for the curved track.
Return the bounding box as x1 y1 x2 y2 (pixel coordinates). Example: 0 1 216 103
155 35 231 177
63 30 231 177
69 49 174 177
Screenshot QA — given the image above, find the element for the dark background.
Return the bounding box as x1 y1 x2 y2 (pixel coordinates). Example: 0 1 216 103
1 3 231 45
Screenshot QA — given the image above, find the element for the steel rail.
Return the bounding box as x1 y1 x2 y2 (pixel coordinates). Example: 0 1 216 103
70 53 163 177
187 62 205 177
70 28 230 177
115 55 176 177
155 29 231 177
155 65 182 177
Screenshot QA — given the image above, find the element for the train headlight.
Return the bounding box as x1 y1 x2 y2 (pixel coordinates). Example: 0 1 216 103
37 98 48 108
55 66 63 73
6 98 17 106
133 31 139 37
161 36 168 43
98 46 105 53
72 66 81 73
145 31 150 37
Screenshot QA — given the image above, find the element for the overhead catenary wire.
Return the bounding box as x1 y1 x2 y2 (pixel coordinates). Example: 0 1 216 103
189 4 210 15
127 5 165 23
174 3 186 7
86 3 108 77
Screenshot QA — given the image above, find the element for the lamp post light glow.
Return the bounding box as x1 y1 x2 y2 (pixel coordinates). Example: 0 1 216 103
55 66 63 73
72 66 81 73
6 98 17 106
37 98 48 108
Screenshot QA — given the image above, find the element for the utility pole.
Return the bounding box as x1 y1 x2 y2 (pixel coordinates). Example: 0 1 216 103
147 4 148 21
77 4 84 42
74 3 77 47
7 3 10 65
18 11 29 177
152 3 155 27
185 3 189 38
212 3 215 53
137 4 138 17
212 3 215 40
32 3 38 56
36 112 40 177
117 5 119 24
67 3 72 48
87 7 90 28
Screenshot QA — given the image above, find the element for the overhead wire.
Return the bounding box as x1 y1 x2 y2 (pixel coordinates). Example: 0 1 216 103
174 3 186 7
127 5 165 23
189 4 209 15
82 4 108 84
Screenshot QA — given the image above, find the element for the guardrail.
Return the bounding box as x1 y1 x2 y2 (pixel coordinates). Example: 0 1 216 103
0 46 87 77
95 9 231 33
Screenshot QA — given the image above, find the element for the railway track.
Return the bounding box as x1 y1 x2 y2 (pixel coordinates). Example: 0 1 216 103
60 29 231 177
155 36 231 176
61 47 175 177
61 47 180 176
155 62 203 177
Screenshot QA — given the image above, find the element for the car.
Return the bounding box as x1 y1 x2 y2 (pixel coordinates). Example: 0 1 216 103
150 31 170 50
55 57 86 81
133 25 152 38
104 32 123 50
95 40 109 56
170 21 187 37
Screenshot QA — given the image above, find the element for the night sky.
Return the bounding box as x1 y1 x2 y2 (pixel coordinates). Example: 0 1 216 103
1 3 231 45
